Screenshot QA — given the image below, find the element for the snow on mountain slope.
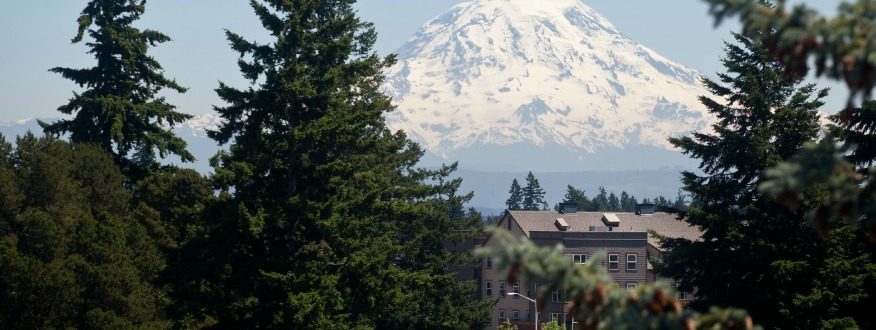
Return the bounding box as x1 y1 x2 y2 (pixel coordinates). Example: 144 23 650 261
382 0 711 163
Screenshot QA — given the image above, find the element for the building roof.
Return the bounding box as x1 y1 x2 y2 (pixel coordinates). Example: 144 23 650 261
506 210 701 250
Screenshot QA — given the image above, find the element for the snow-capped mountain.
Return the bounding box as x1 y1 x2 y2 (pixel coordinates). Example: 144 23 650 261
382 0 710 171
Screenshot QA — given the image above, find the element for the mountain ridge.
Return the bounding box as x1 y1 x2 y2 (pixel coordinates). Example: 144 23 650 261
382 0 712 168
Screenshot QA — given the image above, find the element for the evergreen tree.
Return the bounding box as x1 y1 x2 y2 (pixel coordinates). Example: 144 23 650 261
562 184 590 210
591 187 609 211
132 168 214 327
619 191 631 211
41 0 193 179
620 191 638 212
182 1 490 327
672 189 689 211
654 195 671 211
655 33 875 328
506 178 523 210
522 171 547 210
0 133 168 329
702 0 876 244
829 100 876 172
607 192 620 211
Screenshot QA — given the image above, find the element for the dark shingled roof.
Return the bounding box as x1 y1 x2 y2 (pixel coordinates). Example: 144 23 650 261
507 210 701 249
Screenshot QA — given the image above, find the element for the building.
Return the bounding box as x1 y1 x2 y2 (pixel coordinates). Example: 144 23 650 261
477 204 701 329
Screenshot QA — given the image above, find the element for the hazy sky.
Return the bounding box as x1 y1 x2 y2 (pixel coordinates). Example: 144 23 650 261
0 1 845 122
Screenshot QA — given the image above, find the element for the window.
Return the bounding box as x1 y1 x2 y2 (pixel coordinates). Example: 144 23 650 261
608 254 619 271
626 282 637 290
525 309 530 321
512 309 520 320
498 309 506 321
676 282 693 300
551 288 560 303
627 253 637 271
512 281 520 297
485 256 492 269
499 280 506 297
485 280 492 297
550 313 561 322
567 254 586 264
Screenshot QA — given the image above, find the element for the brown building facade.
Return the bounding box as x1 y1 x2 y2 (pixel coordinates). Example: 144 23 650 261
475 205 700 328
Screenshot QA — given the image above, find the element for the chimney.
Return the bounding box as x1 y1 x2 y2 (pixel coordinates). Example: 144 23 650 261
635 203 656 215
558 202 578 214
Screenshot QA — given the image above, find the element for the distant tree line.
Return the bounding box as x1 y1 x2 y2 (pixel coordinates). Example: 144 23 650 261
558 185 689 213
504 172 690 212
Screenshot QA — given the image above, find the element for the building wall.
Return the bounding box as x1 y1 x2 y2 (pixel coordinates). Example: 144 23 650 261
480 213 532 326
481 214 649 328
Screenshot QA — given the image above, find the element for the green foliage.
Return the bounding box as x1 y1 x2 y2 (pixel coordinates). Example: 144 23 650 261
829 101 876 171
478 229 757 330
540 319 564 330
506 172 550 210
174 0 492 328
505 172 548 211
523 171 547 210
132 168 215 327
134 168 212 251
564 185 591 211
591 187 608 211
672 190 689 212
658 31 876 328
702 0 876 244
507 179 524 210
42 0 193 180
0 134 169 329
497 319 519 330
560 185 680 213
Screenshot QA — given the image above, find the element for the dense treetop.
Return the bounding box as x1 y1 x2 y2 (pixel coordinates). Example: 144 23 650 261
41 0 192 180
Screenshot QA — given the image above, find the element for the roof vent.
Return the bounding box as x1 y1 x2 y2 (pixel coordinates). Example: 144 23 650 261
555 218 570 231
558 202 578 214
635 203 656 215
601 213 620 227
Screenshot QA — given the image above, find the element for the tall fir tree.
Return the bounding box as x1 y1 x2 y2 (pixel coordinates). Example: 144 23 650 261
655 33 875 328
620 191 638 212
522 171 547 210
506 178 523 210
562 184 590 210
607 192 620 211
42 0 192 179
590 186 609 211
179 1 491 328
